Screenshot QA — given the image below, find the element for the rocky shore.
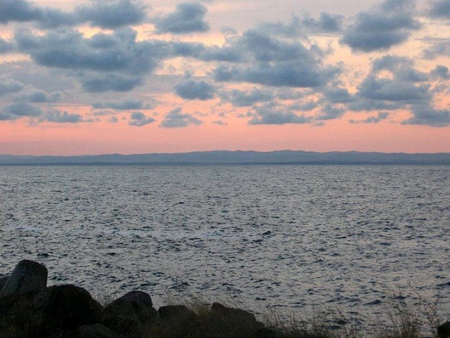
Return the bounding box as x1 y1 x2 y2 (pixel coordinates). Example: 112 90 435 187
1 260 450 338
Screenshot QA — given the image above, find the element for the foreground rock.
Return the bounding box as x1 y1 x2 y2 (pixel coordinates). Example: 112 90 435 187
103 291 158 335
56 324 120 338
439 321 450 338
0 260 47 297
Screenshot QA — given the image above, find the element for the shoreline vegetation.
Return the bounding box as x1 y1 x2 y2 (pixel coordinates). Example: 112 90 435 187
0 260 449 338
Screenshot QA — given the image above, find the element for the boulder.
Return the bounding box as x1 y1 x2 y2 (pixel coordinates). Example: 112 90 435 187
211 302 261 325
158 305 196 320
103 291 157 335
54 324 120 338
0 275 9 291
32 285 103 334
0 260 47 298
439 321 450 338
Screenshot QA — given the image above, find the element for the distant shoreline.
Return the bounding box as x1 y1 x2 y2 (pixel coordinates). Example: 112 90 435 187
1 150 450 165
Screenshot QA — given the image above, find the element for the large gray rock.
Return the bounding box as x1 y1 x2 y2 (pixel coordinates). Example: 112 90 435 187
439 321 450 338
103 291 157 335
0 275 9 291
54 324 120 338
33 285 103 334
0 260 47 298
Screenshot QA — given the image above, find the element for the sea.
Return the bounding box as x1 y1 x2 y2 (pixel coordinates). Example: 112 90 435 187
1 164 449 328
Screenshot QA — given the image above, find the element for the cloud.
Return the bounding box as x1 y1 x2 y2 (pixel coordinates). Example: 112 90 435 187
248 104 312 125
372 55 428 82
174 76 216 100
0 102 43 120
212 120 227 126
220 88 274 107
301 12 343 33
76 0 147 29
428 0 450 19
0 79 25 96
128 111 156 127
341 0 420 52
402 104 450 127
317 104 346 120
17 89 61 103
423 40 450 59
92 98 154 110
209 29 339 88
15 28 163 92
430 65 450 79
255 13 342 38
160 107 202 128
154 2 210 34
0 0 41 24
0 38 15 54
322 87 354 104
357 76 430 102
43 110 84 123
0 0 77 28
349 112 389 124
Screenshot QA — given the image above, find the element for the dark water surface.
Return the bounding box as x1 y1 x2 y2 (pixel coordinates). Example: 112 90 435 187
1 165 449 325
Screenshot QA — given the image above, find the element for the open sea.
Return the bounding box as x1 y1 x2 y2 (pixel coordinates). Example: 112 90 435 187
1 165 449 327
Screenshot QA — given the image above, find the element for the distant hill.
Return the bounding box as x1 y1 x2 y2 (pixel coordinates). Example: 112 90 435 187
1 151 450 165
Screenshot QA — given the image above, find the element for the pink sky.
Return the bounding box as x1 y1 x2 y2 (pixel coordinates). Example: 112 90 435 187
0 0 449 155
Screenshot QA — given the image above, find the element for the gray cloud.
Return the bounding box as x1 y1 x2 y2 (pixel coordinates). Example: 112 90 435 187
0 38 15 54
220 88 274 107
0 79 25 96
15 28 164 92
0 0 41 24
92 98 154 110
128 111 156 127
322 87 354 104
44 110 84 123
160 107 202 128
429 0 450 19
174 77 216 100
248 104 312 125
372 55 428 82
255 12 342 39
341 0 420 52
17 89 61 103
423 40 450 59
430 65 450 79
0 102 43 120
317 104 346 120
154 2 210 34
209 29 339 88
402 104 450 127
0 0 77 28
214 62 338 88
0 0 145 29
357 76 430 102
301 12 343 33
76 0 147 29
349 112 390 124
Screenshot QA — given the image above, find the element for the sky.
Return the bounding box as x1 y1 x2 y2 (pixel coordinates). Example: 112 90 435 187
0 0 449 155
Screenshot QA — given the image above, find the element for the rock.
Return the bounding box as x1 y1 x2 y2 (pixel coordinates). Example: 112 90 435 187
0 275 9 291
252 328 277 338
211 302 260 325
158 305 196 319
103 291 157 335
33 285 103 334
438 321 450 338
0 260 47 298
54 324 120 338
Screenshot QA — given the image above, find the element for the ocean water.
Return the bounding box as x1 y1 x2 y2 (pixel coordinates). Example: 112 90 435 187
1 165 449 325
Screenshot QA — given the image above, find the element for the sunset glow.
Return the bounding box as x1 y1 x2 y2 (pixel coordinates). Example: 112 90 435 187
0 0 449 155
